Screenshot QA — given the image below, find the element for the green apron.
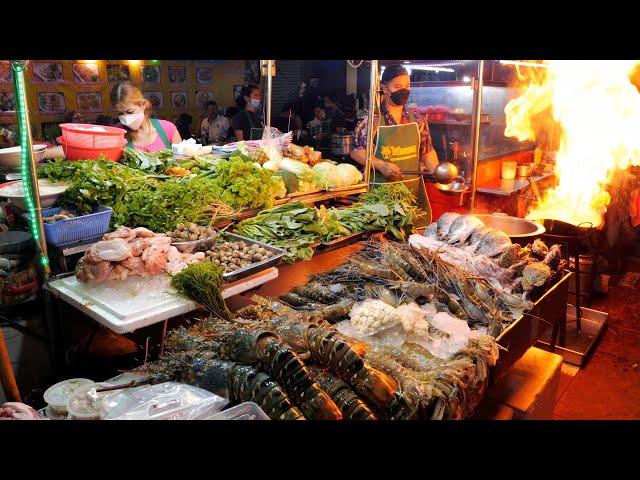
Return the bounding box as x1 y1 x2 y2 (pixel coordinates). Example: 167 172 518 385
371 109 432 226
127 117 171 150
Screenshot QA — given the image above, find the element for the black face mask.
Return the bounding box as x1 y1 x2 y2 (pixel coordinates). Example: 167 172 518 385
389 88 410 106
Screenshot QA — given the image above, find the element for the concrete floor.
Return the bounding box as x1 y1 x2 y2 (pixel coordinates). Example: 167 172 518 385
552 259 640 420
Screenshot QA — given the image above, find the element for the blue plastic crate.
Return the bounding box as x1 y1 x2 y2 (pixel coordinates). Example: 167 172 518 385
39 206 112 247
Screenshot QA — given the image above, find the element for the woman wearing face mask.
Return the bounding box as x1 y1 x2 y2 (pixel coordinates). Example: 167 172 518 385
111 82 181 152
231 84 264 141
350 64 439 224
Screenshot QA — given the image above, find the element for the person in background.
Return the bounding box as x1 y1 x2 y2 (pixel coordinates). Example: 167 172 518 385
323 93 346 132
43 83 181 160
111 82 181 152
0 125 18 148
271 104 296 133
351 64 438 180
224 106 239 142
291 114 312 147
65 110 85 124
200 101 230 145
232 84 264 141
175 113 193 141
350 64 438 225
307 106 325 136
307 105 330 151
94 115 115 126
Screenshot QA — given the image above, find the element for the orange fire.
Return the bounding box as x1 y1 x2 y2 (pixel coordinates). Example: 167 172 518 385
504 60 640 226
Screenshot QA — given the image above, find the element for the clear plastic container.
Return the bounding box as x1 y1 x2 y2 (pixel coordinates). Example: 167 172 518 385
501 160 517 180
205 402 270 420
43 378 94 417
67 382 114 420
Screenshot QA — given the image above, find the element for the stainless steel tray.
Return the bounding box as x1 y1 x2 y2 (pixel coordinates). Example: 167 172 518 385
217 232 286 283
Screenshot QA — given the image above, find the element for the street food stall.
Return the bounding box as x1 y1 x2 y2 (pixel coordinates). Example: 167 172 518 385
4 58 639 421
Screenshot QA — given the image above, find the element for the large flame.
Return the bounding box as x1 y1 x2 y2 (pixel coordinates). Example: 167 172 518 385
504 60 640 226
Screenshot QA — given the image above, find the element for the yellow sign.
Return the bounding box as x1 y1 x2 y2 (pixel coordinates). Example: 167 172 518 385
380 144 417 162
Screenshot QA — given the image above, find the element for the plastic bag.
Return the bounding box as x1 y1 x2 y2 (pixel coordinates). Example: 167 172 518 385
259 126 292 166
102 382 228 420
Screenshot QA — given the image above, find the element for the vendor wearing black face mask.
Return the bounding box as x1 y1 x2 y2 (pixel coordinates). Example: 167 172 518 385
350 64 438 224
351 64 439 181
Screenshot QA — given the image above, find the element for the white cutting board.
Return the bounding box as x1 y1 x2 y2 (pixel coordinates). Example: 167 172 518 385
48 268 278 334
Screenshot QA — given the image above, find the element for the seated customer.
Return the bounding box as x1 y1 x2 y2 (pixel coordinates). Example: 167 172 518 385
200 101 230 145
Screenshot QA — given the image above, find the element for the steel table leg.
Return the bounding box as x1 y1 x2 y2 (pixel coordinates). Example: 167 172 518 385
574 245 582 334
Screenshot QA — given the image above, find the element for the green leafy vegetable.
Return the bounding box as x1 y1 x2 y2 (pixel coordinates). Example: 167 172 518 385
171 259 231 320
121 147 174 173
208 156 282 210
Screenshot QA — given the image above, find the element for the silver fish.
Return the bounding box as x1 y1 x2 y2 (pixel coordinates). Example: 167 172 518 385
475 230 512 257
436 212 461 239
466 226 493 248
423 222 439 239
446 215 485 245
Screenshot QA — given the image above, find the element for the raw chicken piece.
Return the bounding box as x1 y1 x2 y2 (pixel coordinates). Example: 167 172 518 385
91 238 132 262
121 256 144 273
77 259 114 283
166 251 206 275
167 246 182 263
0 402 43 420
132 227 156 238
143 236 172 248
142 244 169 275
78 227 189 284
130 239 146 257
84 247 103 264
103 226 135 241
112 264 130 281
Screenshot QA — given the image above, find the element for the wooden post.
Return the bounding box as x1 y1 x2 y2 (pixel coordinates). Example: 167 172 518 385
0 328 21 402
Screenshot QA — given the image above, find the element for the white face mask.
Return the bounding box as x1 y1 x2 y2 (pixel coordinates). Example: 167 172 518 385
119 106 145 130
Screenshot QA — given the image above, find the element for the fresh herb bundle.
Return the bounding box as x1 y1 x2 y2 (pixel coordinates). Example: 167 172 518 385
171 260 231 320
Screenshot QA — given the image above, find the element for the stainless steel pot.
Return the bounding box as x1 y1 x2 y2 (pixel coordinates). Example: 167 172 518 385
472 213 546 246
330 133 353 156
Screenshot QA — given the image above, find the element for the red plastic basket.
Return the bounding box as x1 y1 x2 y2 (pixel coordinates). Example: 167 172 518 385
60 123 126 149
57 135 125 161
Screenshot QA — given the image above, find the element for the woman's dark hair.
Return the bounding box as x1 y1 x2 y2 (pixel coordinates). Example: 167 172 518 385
95 115 114 126
236 84 260 108
324 93 338 104
175 113 193 139
205 100 217 109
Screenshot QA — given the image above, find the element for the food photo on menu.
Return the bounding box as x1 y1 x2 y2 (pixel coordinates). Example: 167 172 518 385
73 63 100 83
32 62 64 83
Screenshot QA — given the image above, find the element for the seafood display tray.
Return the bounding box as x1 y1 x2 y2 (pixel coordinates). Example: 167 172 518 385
47 267 279 334
491 271 572 384
218 232 286 283
317 231 369 251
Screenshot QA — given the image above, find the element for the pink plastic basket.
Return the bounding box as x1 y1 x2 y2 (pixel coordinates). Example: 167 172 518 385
60 123 126 149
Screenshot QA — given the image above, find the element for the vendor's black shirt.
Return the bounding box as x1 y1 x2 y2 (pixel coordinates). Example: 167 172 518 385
231 109 263 140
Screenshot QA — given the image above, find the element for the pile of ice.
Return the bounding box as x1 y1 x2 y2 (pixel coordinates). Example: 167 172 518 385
71 275 190 318
172 138 212 156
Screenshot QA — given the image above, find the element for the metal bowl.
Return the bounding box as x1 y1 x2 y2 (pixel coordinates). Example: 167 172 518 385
0 144 47 168
472 213 546 245
436 181 468 193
